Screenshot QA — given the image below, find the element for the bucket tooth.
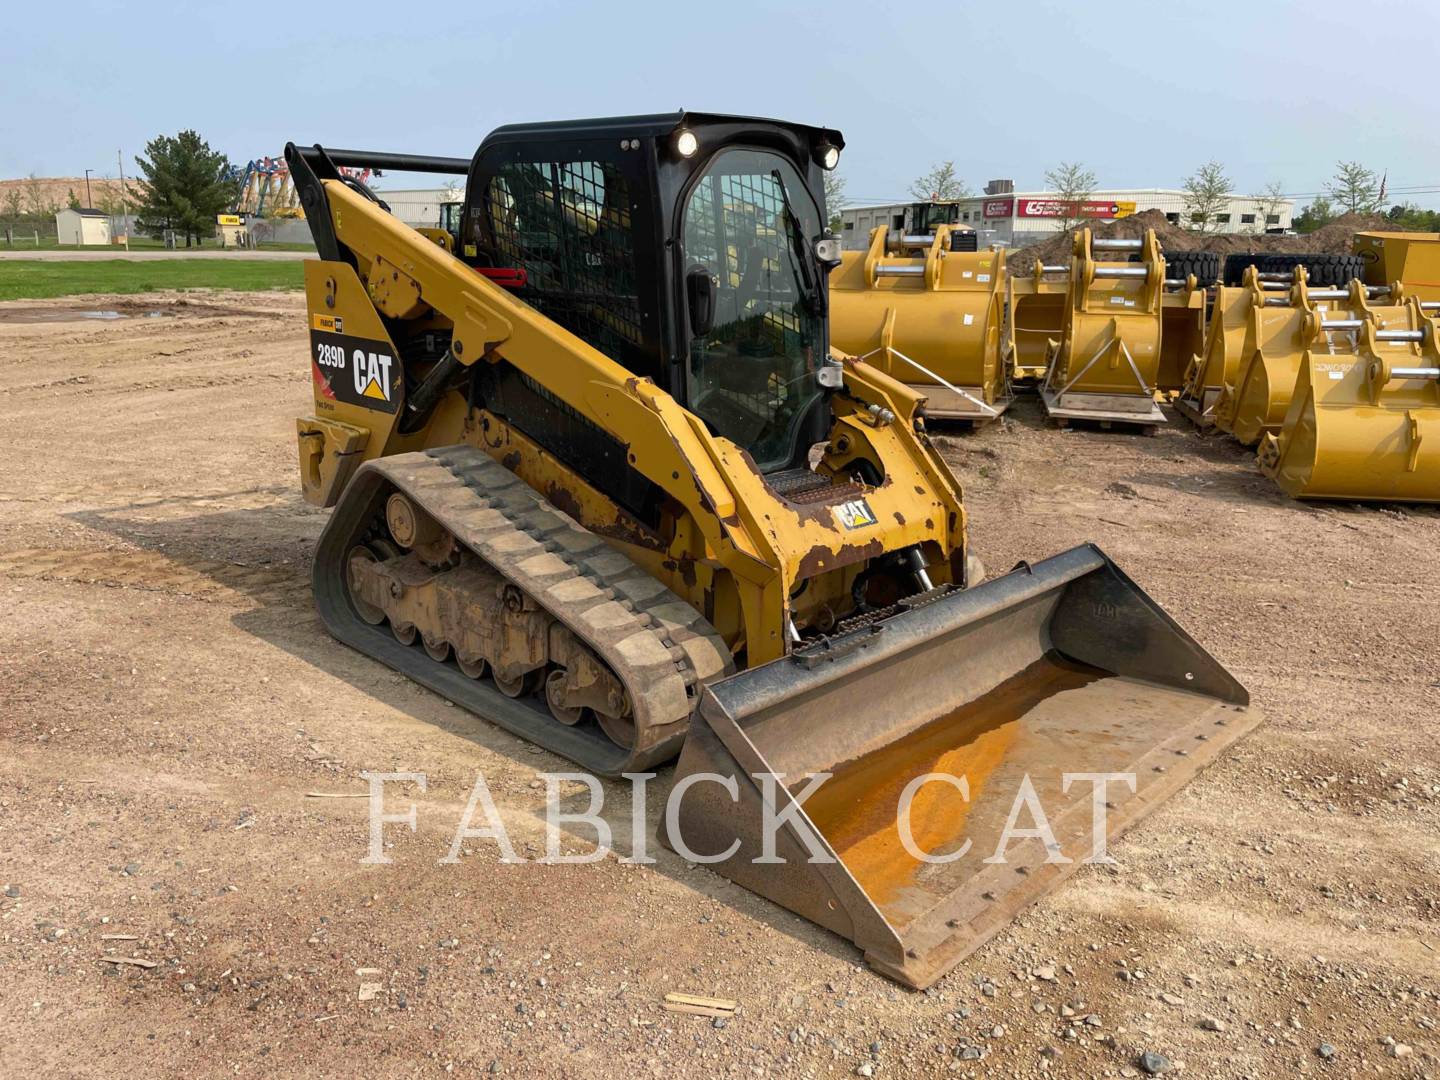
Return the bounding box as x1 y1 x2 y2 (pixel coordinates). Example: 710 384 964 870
660 545 1259 989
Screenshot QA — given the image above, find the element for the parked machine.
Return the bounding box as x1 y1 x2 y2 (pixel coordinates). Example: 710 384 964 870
1038 229 1167 427
285 112 1256 988
828 225 1011 422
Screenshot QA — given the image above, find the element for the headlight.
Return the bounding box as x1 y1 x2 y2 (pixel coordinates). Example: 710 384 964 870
675 130 699 158
818 143 840 170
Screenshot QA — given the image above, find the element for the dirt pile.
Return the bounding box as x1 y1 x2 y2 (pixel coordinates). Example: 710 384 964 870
1013 209 1407 265
0 176 134 215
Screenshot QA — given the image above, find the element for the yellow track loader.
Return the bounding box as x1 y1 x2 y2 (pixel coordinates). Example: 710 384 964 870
829 226 1010 422
1258 295 1440 501
1038 229 1167 428
286 112 1256 988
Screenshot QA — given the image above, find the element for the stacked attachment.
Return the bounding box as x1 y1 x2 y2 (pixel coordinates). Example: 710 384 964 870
1001 258 1069 384
829 226 1011 422
1038 230 1167 427
1216 274 1405 446
1258 296 1440 502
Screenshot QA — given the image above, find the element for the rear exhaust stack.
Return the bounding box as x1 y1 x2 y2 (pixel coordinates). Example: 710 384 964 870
660 545 1259 989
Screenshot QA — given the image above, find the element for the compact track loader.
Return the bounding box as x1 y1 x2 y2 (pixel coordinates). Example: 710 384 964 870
1038 229 1167 428
287 113 1256 988
828 226 1010 422
1258 295 1440 501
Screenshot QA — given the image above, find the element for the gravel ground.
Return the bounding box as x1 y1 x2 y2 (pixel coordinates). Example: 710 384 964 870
1 291 1436 1078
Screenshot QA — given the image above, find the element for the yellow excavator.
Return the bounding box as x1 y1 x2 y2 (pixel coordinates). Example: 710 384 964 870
286 112 1257 989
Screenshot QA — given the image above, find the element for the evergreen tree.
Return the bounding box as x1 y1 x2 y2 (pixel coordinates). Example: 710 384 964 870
134 130 238 246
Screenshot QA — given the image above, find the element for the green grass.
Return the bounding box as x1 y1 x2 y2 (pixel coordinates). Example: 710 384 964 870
2 238 314 252
0 259 304 300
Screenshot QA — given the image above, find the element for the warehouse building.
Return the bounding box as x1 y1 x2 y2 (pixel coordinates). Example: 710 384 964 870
840 182 1295 249
376 188 462 228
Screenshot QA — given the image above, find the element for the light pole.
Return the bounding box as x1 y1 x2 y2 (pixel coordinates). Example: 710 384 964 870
84 169 94 208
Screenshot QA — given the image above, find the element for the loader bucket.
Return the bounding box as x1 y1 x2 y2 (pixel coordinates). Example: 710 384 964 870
661 545 1259 989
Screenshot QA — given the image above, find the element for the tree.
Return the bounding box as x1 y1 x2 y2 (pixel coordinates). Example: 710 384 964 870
823 170 847 232
1326 161 1381 214
1251 180 1287 232
67 189 81 211
909 162 968 203
22 174 57 217
1043 162 1096 231
133 130 239 247
2 187 23 221
1293 196 1335 234
1386 202 1440 231
1181 160 1233 232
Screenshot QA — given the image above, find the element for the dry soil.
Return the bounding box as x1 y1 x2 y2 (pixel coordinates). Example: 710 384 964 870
1 291 1436 1079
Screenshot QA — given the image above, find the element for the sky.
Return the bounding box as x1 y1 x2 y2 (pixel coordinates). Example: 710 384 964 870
3 0 1437 211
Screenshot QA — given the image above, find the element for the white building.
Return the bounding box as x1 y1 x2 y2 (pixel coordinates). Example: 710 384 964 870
55 207 113 246
841 184 1295 249
376 187 462 228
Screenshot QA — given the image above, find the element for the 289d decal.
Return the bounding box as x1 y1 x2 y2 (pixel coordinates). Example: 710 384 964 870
308 322 401 415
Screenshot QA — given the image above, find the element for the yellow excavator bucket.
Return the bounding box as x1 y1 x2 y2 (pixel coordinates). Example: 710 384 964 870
1001 258 1068 383
662 545 1259 989
829 226 1011 422
1157 278 1206 394
1039 229 1166 426
1218 278 1406 446
1258 297 1440 502
1176 269 1267 426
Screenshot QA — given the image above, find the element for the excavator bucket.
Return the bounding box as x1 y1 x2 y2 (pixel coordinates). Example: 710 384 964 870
1176 272 1264 427
1038 230 1167 426
1158 280 1206 394
661 545 1258 989
1002 259 1068 383
829 227 1011 422
1218 279 1403 446
1258 297 1440 502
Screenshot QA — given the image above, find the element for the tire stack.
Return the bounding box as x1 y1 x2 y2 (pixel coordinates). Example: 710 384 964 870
1221 252 1366 287
1164 251 1220 287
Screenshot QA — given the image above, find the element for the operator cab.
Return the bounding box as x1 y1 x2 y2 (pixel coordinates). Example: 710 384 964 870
456 112 844 475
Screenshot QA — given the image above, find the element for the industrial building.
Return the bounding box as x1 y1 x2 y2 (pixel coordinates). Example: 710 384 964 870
840 181 1295 249
374 188 461 228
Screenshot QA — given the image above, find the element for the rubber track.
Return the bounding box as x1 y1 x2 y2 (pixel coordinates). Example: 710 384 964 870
313 445 732 775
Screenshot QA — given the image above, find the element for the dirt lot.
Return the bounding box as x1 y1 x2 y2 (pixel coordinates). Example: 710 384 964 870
1 291 1436 1079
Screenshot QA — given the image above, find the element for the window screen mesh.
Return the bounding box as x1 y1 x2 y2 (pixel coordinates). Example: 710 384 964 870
486 160 642 363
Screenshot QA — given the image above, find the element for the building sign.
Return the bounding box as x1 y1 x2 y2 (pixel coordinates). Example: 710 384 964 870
1016 199 1137 219
982 198 1014 218
217 214 243 226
